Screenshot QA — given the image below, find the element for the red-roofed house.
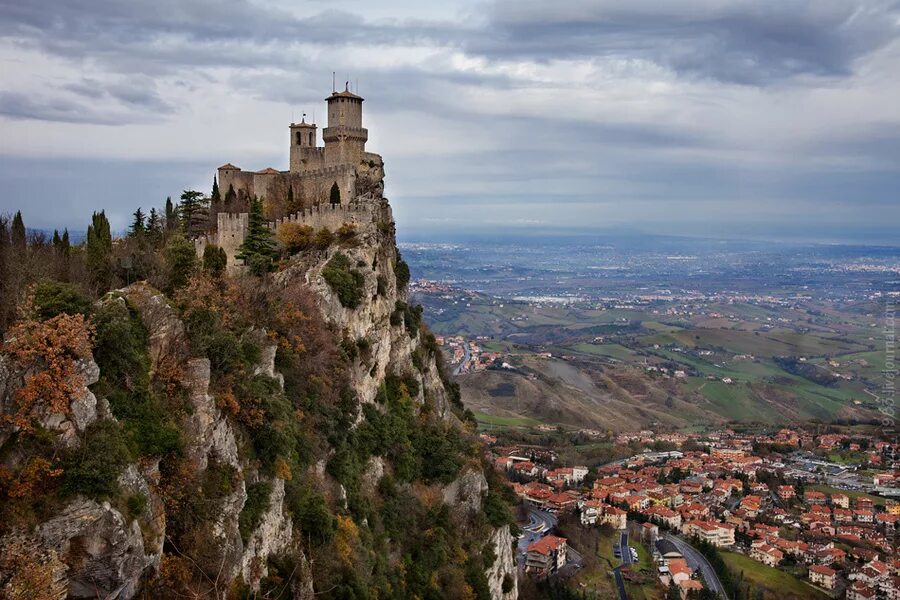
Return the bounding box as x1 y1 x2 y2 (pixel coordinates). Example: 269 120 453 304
526 535 567 576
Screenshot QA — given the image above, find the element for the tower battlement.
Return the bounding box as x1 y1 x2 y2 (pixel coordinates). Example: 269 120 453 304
217 83 381 216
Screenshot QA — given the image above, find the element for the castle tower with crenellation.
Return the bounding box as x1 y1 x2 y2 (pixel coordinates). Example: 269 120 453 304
216 82 381 216
203 83 386 271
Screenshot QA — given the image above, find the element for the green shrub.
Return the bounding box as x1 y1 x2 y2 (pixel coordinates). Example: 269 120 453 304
202 244 227 277
127 494 148 517
93 301 181 457
31 281 91 319
240 481 272 543
61 419 132 499
393 301 423 338
202 460 237 500
483 488 513 527
285 482 334 544
394 253 410 292
322 253 365 309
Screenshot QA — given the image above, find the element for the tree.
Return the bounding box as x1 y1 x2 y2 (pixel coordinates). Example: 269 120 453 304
236 197 277 275
163 233 196 291
202 244 227 277
329 182 341 206
86 210 113 293
286 185 296 214
164 196 177 232
130 208 146 236
11 211 26 250
224 184 237 210
211 176 221 206
178 190 208 238
277 222 314 254
146 208 163 245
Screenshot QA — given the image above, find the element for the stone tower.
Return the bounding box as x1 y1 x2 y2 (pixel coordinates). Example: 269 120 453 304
289 117 319 172
323 84 368 167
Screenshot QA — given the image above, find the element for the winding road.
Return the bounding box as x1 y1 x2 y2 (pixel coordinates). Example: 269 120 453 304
453 342 471 375
661 533 729 599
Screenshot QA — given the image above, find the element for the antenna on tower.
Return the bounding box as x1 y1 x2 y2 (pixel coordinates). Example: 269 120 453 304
332 72 336 93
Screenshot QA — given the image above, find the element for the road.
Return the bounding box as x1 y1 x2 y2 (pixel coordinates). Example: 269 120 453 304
612 567 628 600
517 506 583 573
620 531 633 565
662 533 729 599
453 342 471 375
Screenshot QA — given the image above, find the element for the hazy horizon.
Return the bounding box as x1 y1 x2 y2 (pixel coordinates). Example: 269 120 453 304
2 1 899 244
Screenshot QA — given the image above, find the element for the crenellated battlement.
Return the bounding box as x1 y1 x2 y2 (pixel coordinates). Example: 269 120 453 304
218 212 249 232
201 195 382 272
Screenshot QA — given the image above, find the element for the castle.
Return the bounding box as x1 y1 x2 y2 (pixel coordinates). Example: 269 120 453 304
200 84 386 268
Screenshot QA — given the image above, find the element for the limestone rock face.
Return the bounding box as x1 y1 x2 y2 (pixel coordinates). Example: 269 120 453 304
240 478 293 585
485 525 518 600
442 466 488 516
37 500 153 600
122 282 188 371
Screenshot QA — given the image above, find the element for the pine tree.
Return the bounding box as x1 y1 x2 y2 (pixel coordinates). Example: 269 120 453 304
147 208 162 245
86 210 113 292
165 196 177 231
329 182 341 206
237 197 277 275
130 208 146 236
11 211 26 249
179 190 208 238
52 229 62 248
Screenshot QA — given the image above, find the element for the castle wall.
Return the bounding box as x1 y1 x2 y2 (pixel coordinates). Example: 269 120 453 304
196 199 380 271
267 200 377 234
218 163 360 213
290 147 326 173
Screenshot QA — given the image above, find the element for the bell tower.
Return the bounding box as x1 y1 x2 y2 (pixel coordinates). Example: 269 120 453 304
323 83 368 167
289 116 318 172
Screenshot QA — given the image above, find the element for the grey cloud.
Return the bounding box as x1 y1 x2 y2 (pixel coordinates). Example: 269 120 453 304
480 0 900 83
0 91 138 124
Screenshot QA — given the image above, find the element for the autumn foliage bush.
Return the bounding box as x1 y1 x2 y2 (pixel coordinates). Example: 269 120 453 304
2 312 93 432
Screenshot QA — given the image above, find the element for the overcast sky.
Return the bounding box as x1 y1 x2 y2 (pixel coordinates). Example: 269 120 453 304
1 0 899 244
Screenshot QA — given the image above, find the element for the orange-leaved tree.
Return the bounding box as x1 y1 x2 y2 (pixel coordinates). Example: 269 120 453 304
2 312 93 432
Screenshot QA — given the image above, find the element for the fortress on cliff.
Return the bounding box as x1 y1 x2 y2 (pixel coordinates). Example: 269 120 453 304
200 84 386 268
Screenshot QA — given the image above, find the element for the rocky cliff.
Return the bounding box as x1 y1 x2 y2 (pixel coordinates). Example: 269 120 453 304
0 196 516 600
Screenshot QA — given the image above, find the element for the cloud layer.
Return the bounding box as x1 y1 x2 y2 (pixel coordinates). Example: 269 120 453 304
0 0 898 243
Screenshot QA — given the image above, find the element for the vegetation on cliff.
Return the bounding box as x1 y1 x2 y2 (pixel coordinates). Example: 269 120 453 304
0 199 515 600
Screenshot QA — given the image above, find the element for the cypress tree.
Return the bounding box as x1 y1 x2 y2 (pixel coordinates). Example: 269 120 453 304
86 210 113 292
329 182 341 206
211 176 221 205
224 184 237 210
237 197 277 275
11 211 26 249
286 185 295 214
165 196 177 231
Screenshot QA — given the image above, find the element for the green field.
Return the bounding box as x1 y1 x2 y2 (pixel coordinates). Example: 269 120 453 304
721 552 828 600
473 411 538 428
569 342 636 361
